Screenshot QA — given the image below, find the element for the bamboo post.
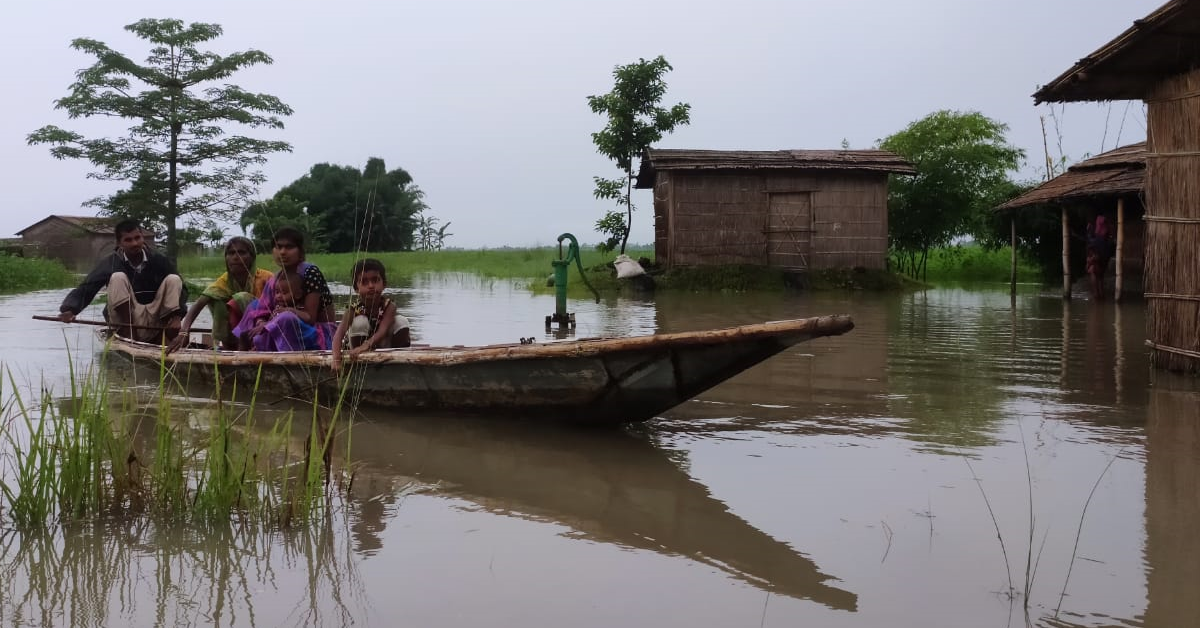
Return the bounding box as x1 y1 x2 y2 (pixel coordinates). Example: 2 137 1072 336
1115 197 1125 303
1062 206 1071 299
1010 215 1017 295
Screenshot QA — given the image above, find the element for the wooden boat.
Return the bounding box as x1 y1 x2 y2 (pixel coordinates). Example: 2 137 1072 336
107 315 854 424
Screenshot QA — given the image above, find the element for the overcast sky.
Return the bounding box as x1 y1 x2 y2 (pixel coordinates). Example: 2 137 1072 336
1 0 1160 248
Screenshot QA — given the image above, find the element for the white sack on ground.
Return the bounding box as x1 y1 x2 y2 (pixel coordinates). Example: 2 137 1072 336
613 254 646 279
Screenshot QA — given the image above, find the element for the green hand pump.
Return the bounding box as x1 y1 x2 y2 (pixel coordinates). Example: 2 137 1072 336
546 233 600 331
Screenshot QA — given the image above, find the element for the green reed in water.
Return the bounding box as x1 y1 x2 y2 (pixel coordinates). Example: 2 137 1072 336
0 345 355 528
0 254 76 295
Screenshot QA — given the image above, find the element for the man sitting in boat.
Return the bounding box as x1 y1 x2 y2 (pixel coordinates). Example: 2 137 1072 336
57 218 187 343
331 258 411 372
231 227 339 351
168 236 274 352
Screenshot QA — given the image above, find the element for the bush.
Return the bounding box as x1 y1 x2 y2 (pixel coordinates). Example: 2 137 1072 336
0 255 76 294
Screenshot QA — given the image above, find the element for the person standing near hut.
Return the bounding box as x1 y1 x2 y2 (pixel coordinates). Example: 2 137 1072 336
168 236 274 352
57 218 187 343
1086 211 1115 300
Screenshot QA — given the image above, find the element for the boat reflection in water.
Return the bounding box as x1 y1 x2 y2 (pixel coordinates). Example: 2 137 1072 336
340 409 857 611
4 380 855 625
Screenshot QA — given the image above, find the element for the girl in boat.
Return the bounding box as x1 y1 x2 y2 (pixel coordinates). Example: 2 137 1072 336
169 236 274 352
232 227 339 351
331 258 411 372
243 269 325 351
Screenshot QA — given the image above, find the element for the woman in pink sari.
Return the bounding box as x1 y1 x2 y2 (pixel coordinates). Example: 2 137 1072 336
231 227 339 351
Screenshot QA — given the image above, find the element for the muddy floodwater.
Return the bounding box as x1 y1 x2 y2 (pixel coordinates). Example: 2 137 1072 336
1 274 1198 627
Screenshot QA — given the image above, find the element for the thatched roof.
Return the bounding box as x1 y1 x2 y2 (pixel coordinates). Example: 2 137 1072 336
16 215 115 236
635 149 915 188
997 142 1145 210
1034 0 1200 103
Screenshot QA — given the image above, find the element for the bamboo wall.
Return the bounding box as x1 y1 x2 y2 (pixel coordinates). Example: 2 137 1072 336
654 171 889 270
20 221 114 271
1145 68 1200 371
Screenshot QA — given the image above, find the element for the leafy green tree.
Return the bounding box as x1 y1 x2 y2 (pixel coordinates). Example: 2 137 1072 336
27 18 293 260
248 158 427 253
239 195 325 254
176 224 204 250
978 180 1068 282
90 166 171 231
879 110 1025 279
588 55 691 254
204 221 227 249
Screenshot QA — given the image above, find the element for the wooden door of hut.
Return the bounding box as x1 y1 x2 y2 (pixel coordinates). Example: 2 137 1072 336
766 192 813 269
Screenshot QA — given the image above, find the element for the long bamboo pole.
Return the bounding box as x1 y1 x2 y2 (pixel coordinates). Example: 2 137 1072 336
1115 197 1125 303
32 315 211 334
1062 206 1071 299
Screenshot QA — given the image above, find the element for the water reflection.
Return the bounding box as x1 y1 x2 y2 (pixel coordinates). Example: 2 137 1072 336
1141 376 1200 628
340 414 857 610
5 281 1200 626
0 513 365 628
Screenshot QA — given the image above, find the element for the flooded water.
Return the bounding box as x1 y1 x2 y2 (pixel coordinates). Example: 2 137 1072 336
1 276 1198 627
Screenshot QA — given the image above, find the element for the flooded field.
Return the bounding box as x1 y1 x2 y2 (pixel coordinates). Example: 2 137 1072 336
1 276 1197 627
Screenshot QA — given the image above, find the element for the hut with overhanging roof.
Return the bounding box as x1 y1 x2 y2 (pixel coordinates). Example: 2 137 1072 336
1033 0 1200 372
635 149 915 271
997 142 1146 299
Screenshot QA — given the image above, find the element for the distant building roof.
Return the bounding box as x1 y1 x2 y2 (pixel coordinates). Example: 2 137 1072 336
635 149 916 188
16 215 116 236
1034 0 1200 103
997 142 1145 210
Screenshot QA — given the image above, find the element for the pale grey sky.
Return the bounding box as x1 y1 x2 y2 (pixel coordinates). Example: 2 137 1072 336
1 0 1159 248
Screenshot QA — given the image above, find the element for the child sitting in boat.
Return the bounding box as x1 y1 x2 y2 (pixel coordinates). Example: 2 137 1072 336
240 269 325 351
331 258 411 372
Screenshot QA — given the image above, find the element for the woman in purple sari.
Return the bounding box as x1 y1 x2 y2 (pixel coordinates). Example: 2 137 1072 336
231 227 339 351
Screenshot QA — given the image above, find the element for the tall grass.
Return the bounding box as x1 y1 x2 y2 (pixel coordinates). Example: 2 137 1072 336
909 244 1042 283
0 255 76 295
0 345 355 529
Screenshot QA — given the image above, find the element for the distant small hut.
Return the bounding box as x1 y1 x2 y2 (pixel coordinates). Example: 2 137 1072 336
1032 0 1200 372
635 149 915 271
17 215 118 269
997 142 1146 298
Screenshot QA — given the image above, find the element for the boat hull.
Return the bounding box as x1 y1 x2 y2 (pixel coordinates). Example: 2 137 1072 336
107 315 854 424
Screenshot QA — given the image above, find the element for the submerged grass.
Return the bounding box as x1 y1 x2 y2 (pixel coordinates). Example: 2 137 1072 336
0 343 355 529
0 255 76 295
912 245 1042 284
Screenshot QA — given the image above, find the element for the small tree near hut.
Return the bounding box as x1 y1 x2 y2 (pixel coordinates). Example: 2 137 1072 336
27 18 293 260
879 110 1024 280
588 55 691 254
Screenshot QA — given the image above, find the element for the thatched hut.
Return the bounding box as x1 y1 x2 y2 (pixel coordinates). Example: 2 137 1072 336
16 215 162 270
635 149 915 270
997 142 1146 299
17 215 118 269
1033 0 1200 371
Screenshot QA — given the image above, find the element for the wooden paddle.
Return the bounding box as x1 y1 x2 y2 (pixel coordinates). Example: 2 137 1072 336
32 315 212 334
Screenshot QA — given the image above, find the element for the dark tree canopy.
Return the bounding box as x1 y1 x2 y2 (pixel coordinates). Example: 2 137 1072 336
588 55 690 254
241 158 428 253
879 110 1025 279
27 18 292 259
